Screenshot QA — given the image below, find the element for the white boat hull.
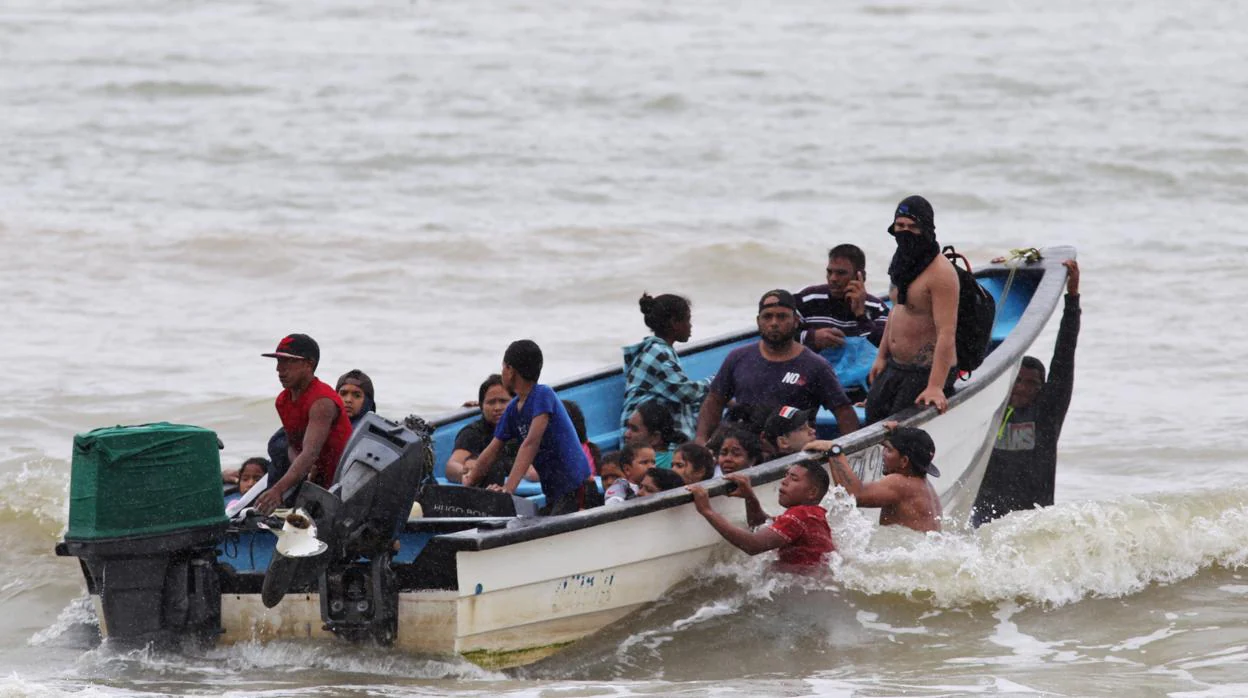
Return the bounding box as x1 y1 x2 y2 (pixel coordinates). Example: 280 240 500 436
81 247 1072 669
205 359 1017 668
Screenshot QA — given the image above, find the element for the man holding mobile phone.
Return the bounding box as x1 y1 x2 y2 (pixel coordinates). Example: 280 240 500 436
795 243 890 351
795 244 891 401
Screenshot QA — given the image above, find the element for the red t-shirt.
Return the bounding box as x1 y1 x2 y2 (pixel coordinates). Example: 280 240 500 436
275 377 354 488
768 504 835 568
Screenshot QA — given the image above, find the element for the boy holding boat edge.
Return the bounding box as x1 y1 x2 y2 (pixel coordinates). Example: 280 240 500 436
464 340 592 515
687 465 835 570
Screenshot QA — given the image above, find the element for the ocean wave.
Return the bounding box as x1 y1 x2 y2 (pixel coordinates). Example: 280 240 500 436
0 676 123 698
0 460 69 538
92 81 267 99
69 638 502 684
830 486 1248 607
28 596 99 650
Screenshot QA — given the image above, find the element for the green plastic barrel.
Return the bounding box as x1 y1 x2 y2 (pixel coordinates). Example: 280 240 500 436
66 423 228 541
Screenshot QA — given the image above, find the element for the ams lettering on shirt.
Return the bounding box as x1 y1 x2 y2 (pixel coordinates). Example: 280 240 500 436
996 421 1037 451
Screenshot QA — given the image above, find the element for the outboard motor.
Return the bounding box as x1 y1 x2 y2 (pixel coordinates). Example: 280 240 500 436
56 424 228 649
319 413 429 644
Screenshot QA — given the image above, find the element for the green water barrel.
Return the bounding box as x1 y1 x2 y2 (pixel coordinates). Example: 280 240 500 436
66 423 228 541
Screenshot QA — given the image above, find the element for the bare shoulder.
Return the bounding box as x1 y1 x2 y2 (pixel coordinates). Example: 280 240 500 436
311 397 339 415
917 255 958 297
931 254 959 283
874 473 910 495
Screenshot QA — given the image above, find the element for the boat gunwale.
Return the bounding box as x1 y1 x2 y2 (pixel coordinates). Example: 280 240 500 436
424 246 1075 552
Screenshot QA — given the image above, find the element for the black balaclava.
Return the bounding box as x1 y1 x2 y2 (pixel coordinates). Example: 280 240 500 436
887 195 940 305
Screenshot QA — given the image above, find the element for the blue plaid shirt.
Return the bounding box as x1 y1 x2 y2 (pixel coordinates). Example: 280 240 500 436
620 336 710 437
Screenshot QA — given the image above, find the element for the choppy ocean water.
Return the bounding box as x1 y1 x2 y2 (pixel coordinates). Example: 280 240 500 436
2 0 1248 695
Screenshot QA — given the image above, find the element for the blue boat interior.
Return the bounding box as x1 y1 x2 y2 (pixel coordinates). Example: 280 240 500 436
426 265 1041 497
219 265 1042 576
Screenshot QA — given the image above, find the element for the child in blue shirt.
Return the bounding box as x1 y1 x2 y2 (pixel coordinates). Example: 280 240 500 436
464 340 592 515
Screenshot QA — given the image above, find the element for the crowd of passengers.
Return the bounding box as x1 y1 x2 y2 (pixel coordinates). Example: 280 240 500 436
228 197 948 506
231 196 1079 541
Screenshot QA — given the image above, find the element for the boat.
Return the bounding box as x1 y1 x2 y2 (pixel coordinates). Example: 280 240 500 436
56 246 1074 669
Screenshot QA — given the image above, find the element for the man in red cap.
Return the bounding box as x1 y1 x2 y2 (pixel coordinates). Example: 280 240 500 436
255 333 354 515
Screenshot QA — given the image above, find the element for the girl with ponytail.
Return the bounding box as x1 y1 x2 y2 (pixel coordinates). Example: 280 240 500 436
620 293 709 453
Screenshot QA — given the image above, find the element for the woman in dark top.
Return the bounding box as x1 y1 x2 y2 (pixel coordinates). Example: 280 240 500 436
445 374 534 486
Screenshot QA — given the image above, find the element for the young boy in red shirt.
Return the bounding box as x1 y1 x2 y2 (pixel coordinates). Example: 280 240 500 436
687 461 834 570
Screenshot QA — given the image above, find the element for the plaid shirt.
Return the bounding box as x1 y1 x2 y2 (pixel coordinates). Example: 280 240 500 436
620 336 710 437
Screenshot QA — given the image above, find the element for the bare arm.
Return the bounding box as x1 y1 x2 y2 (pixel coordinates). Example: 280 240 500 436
463 439 503 487
256 398 337 514
826 453 903 509
916 265 959 411
724 473 769 528
688 485 788 555
445 448 474 483
869 315 893 383
501 413 550 494
833 403 860 435
694 390 727 445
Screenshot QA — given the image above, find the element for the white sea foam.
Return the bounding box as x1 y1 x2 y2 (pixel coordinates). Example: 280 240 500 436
70 639 501 684
27 596 98 649
830 486 1248 608
5 0 1248 693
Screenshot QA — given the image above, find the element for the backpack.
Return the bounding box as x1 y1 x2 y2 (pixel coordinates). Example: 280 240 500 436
943 245 996 377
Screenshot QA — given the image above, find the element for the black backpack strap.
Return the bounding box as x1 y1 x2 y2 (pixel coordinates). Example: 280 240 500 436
943 245 973 273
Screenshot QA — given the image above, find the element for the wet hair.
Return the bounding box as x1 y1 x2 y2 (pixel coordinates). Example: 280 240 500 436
793 461 830 501
639 293 691 337
563 400 588 443
503 339 543 382
644 468 685 492
634 400 688 447
827 244 867 273
675 443 715 481
240 457 270 476
718 428 763 466
478 373 507 406
1020 355 1047 383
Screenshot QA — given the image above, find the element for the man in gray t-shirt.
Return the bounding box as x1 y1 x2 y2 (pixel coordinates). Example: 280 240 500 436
694 290 861 445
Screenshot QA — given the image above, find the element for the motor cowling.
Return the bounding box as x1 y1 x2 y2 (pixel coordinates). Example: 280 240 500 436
57 424 228 648
321 413 429 643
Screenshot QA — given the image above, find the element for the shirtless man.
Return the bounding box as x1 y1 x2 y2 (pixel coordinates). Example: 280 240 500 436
865 196 960 423
807 425 942 532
